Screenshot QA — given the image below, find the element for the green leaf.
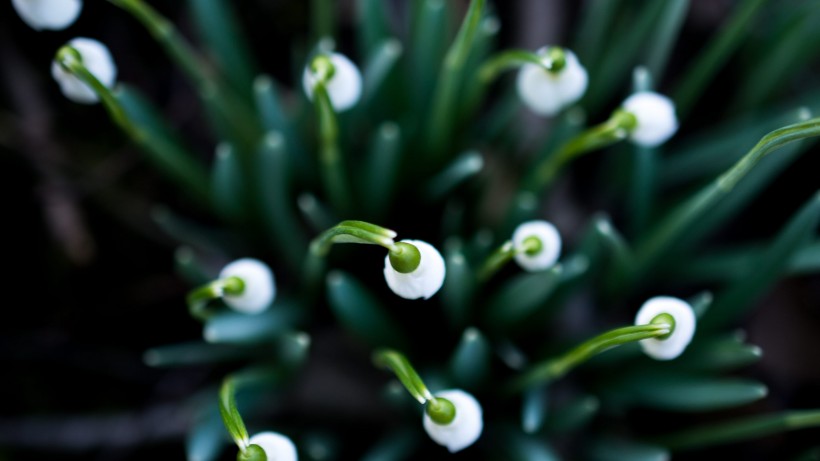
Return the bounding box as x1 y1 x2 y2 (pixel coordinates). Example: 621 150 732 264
449 327 491 389
703 191 820 329
606 374 768 412
189 0 256 102
499 426 561 461
573 0 622 73
360 428 420 461
211 143 246 223
203 299 303 344
253 76 309 177
586 438 669 461
643 0 689 82
673 0 767 119
151 206 235 256
409 0 449 115
424 150 484 199
311 0 335 41
674 332 762 371
186 408 226 461
363 122 402 218
114 85 210 203
546 394 599 434
441 238 476 329
357 0 391 59
362 39 403 106
521 384 548 434
143 341 259 367
174 246 213 286
326 271 409 350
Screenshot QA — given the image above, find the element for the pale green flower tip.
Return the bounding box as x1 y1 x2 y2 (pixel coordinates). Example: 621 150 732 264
303 52 363 112
516 47 588 116
384 239 446 300
51 37 117 104
635 296 697 360
423 389 483 453
247 432 298 461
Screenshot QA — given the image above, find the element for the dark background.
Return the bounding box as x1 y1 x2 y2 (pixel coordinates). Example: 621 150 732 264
1 1 819 460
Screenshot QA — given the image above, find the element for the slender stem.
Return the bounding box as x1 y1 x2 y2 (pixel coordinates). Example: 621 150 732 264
308 220 397 257
656 409 820 451
478 240 515 281
219 378 250 450
313 81 352 213
478 49 551 83
373 349 433 404
508 324 670 392
186 276 245 321
523 109 637 192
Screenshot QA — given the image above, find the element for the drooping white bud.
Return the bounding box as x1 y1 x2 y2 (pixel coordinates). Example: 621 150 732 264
383 240 446 300
516 48 588 116
512 220 562 272
621 91 678 147
51 37 117 104
12 0 82 31
635 296 696 360
302 52 362 112
248 432 298 461
422 389 483 453
219 258 276 314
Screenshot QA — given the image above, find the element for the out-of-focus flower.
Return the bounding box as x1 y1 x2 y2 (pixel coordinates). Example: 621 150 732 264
247 431 298 461
422 389 483 453
51 37 117 104
383 239 445 300
512 220 562 271
635 296 696 360
621 91 678 147
516 47 588 116
12 0 82 31
219 258 276 314
302 52 362 112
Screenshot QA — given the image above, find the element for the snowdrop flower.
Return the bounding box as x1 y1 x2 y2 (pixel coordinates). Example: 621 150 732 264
219 258 276 314
51 37 117 104
423 389 483 453
302 52 362 112
621 91 678 147
383 239 445 300
516 47 588 116
635 296 696 360
512 220 562 271
247 432 298 461
12 0 82 31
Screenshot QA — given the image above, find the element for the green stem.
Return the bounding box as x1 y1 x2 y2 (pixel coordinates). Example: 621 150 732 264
426 0 486 158
219 378 250 450
656 409 820 451
373 349 433 404
308 220 398 257
313 82 352 213
478 240 515 281
523 109 637 192
478 48 556 83
508 324 670 392
186 276 245 321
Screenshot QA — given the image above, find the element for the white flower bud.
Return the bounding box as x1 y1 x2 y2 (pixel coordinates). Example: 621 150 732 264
621 91 678 147
512 220 562 272
51 37 117 104
302 52 362 112
248 432 298 461
383 240 445 300
219 258 276 314
423 389 483 453
12 0 82 31
516 48 588 116
635 296 696 360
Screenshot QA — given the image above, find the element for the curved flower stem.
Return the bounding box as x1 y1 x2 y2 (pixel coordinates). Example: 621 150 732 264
478 49 552 83
507 324 670 393
655 409 820 451
219 378 250 451
373 349 433 404
186 276 245 321
523 109 637 193
312 81 352 213
477 238 542 281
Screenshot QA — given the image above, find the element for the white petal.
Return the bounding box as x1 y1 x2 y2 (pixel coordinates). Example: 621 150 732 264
248 432 298 461
622 91 678 147
51 37 117 104
635 296 696 360
512 220 562 272
302 52 362 112
516 48 587 116
12 0 82 30
219 258 276 314
423 389 483 453
383 240 445 300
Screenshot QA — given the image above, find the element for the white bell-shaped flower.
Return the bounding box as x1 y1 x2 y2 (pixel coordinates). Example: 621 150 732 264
248 432 298 461
635 296 696 360
516 47 588 116
51 37 117 104
512 220 562 271
423 389 483 453
302 52 362 112
621 91 678 147
219 258 276 314
12 0 82 31
383 240 445 300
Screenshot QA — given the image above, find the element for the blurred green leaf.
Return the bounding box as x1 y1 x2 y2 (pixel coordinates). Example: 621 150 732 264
363 122 402 218
409 0 449 115
644 0 688 82
152 206 235 256
357 0 391 59
424 150 484 199
211 143 247 223
186 408 226 461
203 300 303 344
573 0 623 74
450 327 491 389
326 271 409 350
546 394 599 434
484 263 564 331
674 332 762 371
586 438 669 461
441 238 476 329
144 341 260 367
174 246 213 285
362 39 403 107
521 384 548 434
360 428 420 461
254 76 309 176
499 426 561 461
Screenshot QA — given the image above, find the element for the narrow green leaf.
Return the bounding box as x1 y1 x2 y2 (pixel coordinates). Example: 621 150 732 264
114 85 210 203
211 143 246 223
143 341 259 367
674 332 762 371
253 76 309 177
174 246 213 286
449 327 491 389
298 193 337 232
607 374 768 412
573 0 622 72
362 39 403 106
643 0 689 81
424 150 484 199
521 384 548 434
441 238 476 329
546 394 599 434
688 291 713 319
189 0 256 101
363 122 402 218
673 0 767 119
186 409 226 461
203 299 303 344
360 429 420 461
627 145 656 239
409 0 449 115
586 438 669 461
152 206 233 256
357 0 391 59
703 191 820 329
311 0 335 41
326 271 409 350
484 264 564 331
499 426 561 461
219 379 248 448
